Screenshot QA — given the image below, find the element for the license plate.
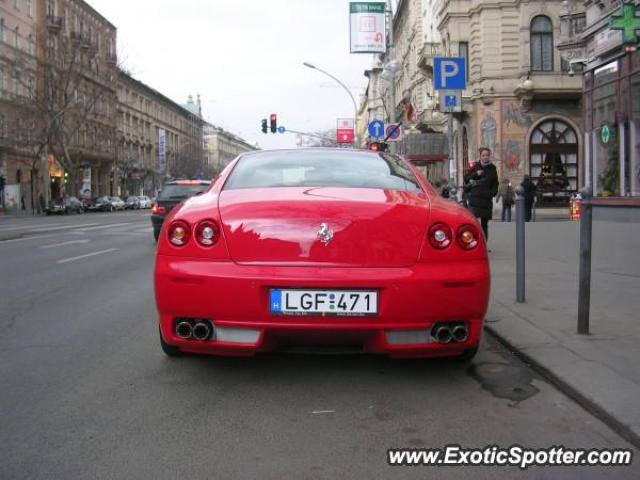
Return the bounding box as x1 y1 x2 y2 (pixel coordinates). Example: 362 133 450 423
270 289 378 317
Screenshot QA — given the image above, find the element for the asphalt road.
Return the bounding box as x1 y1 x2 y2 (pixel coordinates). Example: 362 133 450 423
0 211 638 479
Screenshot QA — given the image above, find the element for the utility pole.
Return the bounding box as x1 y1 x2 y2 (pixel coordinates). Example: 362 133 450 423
386 0 397 154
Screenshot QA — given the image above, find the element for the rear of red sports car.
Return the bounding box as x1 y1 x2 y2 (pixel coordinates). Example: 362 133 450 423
154 149 490 359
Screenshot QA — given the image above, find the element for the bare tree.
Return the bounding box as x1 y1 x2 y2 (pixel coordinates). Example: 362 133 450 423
13 26 116 208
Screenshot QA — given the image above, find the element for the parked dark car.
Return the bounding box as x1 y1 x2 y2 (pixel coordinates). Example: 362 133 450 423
151 180 211 241
86 196 113 212
125 196 141 209
46 196 84 215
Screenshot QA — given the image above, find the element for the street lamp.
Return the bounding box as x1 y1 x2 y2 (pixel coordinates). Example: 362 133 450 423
303 62 359 148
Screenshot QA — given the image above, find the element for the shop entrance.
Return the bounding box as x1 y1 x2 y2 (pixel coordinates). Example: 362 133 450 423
529 119 579 207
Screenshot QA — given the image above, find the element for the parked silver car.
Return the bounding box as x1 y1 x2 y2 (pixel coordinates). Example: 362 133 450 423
137 195 153 209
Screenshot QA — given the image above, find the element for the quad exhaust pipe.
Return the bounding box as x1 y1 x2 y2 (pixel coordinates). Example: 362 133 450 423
432 323 468 344
175 319 213 340
176 321 194 339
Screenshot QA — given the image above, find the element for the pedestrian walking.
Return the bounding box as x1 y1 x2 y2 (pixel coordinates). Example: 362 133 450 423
495 177 515 222
463 147 499 241
440 178 450 199
521 174 537 222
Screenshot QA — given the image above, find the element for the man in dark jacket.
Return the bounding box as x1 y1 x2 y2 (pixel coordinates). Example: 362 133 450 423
521 174 537 222
463 147 499 240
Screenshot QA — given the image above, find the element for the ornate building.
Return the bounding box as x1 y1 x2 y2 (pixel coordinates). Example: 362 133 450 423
203 124 256 177
116 72 206 196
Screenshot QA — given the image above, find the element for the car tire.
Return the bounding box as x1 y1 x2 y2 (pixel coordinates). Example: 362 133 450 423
159 326 184 357
153 228 160 242
455 346 479 363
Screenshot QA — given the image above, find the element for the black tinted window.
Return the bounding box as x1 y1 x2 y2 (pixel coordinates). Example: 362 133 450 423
159 184 209 199
224 151 422 192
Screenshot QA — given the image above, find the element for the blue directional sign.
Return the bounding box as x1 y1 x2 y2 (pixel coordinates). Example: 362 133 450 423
444 95 457 108
277 126 286 133
433 57 466 90
368 120 385 139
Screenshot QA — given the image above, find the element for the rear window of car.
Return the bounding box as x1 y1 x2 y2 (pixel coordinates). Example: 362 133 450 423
223 151 422 192
158 184 210 200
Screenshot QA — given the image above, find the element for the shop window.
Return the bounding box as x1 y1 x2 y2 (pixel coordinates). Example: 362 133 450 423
530 16 553 72
529 119 578 206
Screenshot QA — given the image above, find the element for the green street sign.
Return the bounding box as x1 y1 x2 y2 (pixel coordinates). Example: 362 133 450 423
609 2 640 44
601 124 611 144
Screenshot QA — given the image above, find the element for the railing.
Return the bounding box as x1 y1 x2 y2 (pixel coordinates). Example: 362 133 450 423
46 16 64 30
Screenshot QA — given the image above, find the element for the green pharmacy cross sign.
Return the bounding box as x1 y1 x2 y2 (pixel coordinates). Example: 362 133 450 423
609 2 640 44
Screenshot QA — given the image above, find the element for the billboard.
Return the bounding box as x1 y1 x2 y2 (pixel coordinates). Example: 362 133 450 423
158 128 166 173
350 2 386 53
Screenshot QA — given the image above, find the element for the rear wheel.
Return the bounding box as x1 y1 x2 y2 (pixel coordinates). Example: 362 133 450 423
159 326 184 357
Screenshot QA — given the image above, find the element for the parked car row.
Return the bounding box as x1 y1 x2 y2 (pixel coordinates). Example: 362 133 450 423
46 195 154 215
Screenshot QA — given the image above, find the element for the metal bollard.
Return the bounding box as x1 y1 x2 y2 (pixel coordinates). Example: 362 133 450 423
515 185 525 303
577 186 593 335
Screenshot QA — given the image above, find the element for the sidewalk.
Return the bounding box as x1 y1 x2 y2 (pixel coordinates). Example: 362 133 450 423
486 219 640 447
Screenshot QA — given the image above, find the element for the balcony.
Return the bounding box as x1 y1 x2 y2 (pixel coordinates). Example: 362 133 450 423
46 15 64 31
417 42 441 70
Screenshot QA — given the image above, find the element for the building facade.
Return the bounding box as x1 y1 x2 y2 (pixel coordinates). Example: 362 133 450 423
579 0 639 217
203 124 256 176
1 0 119 212
437 0 584 207
117 72 206 196
0 0 40 212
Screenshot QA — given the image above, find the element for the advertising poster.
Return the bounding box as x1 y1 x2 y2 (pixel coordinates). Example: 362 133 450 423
349 2 386 53
81 167 92 200
3 184 20 213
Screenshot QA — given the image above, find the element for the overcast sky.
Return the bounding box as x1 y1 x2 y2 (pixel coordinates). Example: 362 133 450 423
87 0 378 149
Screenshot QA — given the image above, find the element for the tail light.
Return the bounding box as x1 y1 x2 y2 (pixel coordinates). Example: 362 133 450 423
456 224 480 250
428 223 452 249
152 204 166 215
195 219 220 247
167 220 191 246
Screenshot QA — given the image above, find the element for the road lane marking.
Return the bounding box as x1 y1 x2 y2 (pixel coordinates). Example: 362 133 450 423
40 239 91 249
56 248 118 264
73 222 132 232
311 410 336 414
0 222 68 232
29 223 101 233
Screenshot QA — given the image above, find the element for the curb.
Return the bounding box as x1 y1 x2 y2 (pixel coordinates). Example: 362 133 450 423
484 325 640 450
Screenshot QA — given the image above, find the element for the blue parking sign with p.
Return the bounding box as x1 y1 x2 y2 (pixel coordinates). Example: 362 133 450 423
434 57 466 90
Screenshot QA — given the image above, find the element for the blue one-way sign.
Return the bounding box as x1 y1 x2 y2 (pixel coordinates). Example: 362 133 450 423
368 120 385 139
433 57 466 90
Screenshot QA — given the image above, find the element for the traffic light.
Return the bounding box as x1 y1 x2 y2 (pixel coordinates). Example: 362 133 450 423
368 141 388 152
261 119 268 134
270 114 277 134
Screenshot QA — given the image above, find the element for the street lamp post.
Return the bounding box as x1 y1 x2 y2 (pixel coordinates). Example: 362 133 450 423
303 62 359 148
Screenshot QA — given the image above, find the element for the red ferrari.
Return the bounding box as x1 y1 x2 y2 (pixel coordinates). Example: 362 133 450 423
154 149 490 360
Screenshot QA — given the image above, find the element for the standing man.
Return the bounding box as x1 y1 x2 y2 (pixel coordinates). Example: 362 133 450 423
496 177 515 222
463 147 499 241
521 174 537 222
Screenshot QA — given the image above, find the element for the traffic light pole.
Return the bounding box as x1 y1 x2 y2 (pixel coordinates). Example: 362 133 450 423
303 63 359 149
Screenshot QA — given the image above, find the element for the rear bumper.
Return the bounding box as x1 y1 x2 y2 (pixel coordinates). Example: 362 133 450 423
155 258 490 358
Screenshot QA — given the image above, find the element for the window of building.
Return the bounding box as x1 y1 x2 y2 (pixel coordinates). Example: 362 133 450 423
459 42 469 81
14 26 19 49
0 19 4 43
27 34 33 55
530 16 554 72
0 65 4 97
13 0 19 10
26 0 32 17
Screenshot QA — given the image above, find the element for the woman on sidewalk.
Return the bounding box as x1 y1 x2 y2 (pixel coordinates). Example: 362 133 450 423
463 147 499 240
